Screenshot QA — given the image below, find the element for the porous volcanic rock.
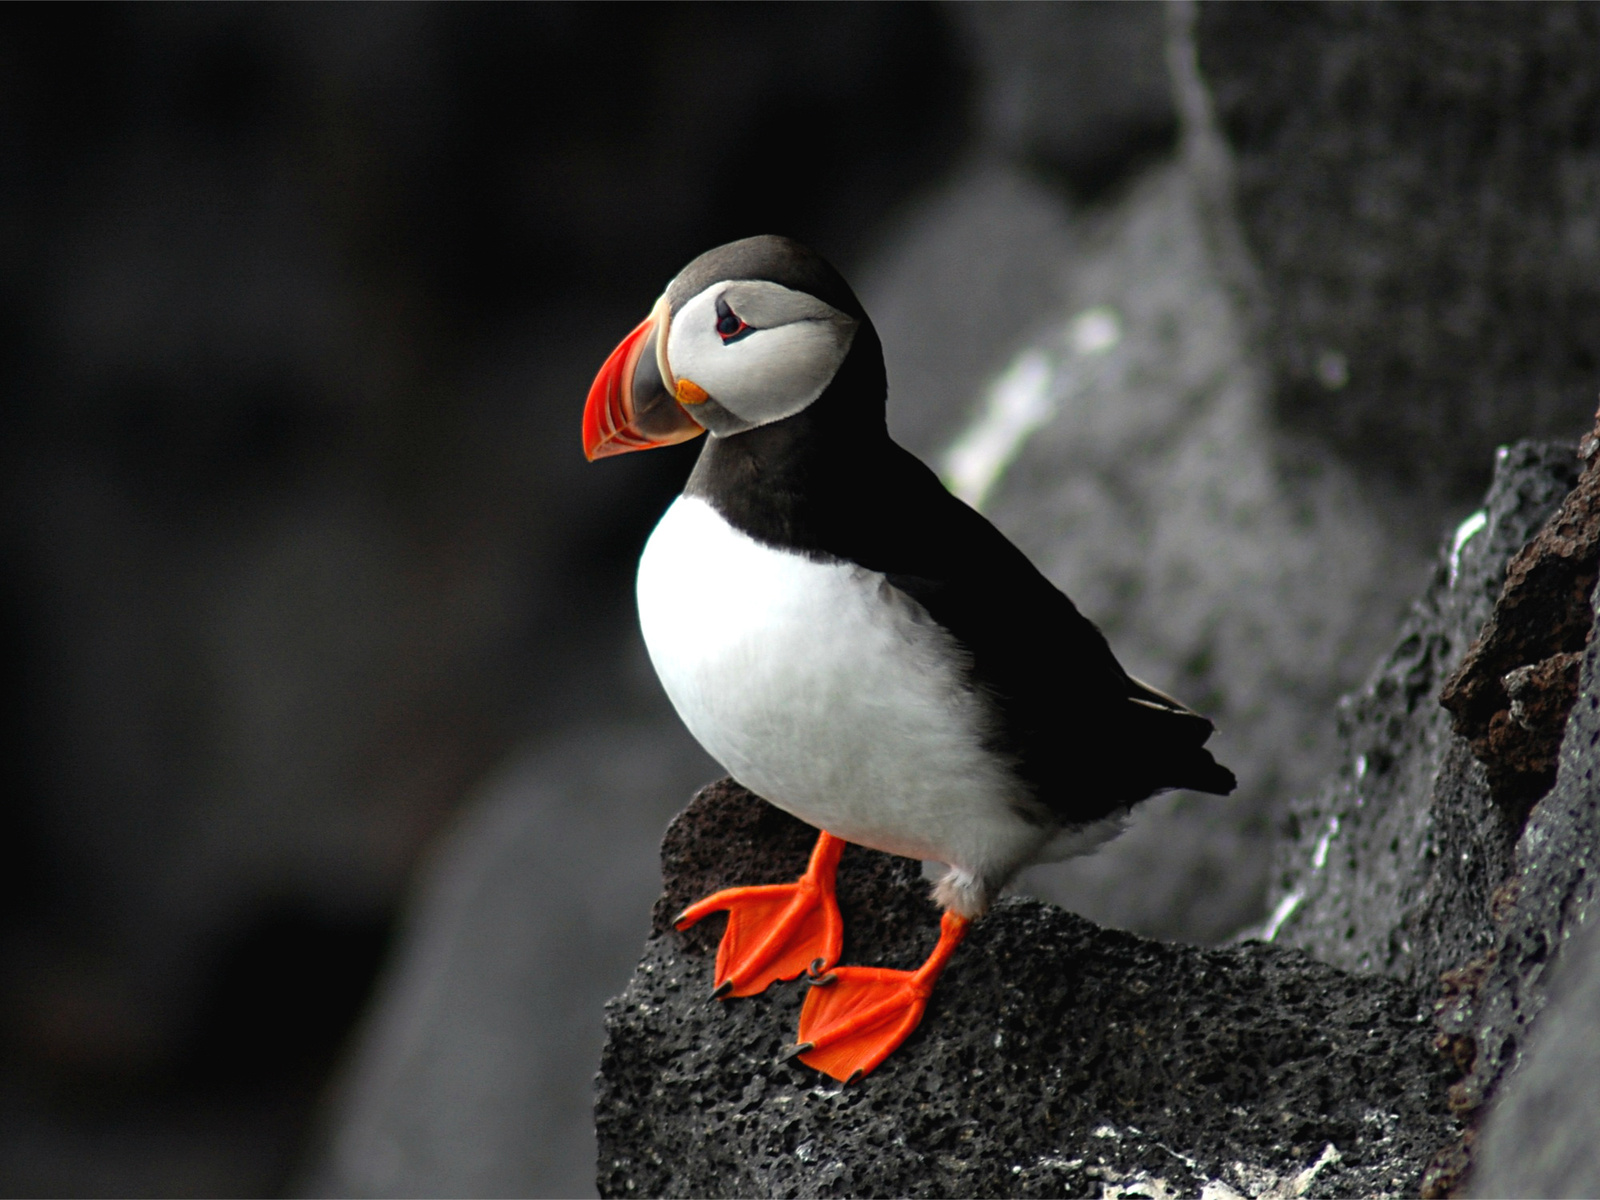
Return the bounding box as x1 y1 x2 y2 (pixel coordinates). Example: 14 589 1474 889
1256 432 1600 1196
595 782 1457 1199
1428 526 1600 1190
1442 417 1600 811
1470 907 1600 1199
1266 441 1580 990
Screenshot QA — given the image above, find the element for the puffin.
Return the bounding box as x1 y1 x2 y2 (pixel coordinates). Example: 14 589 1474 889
582 235 1235 1083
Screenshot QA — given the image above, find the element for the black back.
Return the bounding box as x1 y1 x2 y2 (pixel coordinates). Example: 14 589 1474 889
680 254 1235 826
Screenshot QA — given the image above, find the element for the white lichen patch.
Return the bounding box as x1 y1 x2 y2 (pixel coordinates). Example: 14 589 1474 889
1199 1144 1342 1200
1261 890 1303 942
1448 509 1488 587
1311 814 1341 871
942 350 1055 509
1100 1172 1180 1200
941 306 1123 510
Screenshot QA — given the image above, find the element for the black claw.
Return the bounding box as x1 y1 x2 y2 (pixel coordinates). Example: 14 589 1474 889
805 957 839 984
710 979 734 1000
780 1041 815 1062
845 1069 864 1086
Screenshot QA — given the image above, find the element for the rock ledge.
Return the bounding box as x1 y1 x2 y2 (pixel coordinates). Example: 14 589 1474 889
596 782 1455 1199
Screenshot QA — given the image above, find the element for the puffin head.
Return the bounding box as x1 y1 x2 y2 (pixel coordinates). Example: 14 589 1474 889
582 235 866 460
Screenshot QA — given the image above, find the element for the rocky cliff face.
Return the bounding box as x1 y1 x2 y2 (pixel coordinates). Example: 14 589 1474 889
1267 442 1580 991
597 783 1456 1200
1257 432 1600 1195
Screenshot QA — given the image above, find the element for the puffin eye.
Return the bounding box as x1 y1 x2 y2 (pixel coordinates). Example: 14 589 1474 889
714 296 754 344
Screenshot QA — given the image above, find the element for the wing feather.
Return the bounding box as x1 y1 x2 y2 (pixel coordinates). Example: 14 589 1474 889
830 446 1235 818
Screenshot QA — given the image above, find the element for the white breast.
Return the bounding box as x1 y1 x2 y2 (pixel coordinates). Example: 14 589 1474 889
636 495 1042 879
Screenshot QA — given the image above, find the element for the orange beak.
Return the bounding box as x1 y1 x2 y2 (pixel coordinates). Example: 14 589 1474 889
582 296 705 461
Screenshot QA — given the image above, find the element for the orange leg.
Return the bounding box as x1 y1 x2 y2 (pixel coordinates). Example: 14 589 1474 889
791 910 969 1083
674 830 845 999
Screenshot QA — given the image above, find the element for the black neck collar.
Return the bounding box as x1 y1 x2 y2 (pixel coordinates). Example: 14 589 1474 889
683 322 890 558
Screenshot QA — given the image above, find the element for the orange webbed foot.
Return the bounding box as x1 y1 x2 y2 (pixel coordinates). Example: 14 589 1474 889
793 911 968 1082
675 830 845 999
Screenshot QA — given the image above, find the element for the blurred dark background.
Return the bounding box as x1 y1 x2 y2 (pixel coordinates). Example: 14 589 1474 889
7 3 1600 1196
0 4 969 1193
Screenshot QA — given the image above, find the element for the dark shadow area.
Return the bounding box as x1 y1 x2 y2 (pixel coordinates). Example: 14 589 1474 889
177 907 395 1095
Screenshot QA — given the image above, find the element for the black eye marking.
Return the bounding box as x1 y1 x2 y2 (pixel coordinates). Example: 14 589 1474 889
715 296 755 344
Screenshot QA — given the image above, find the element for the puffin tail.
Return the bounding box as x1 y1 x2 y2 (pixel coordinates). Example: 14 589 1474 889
1123 674 1237 796
1172 747 1237 796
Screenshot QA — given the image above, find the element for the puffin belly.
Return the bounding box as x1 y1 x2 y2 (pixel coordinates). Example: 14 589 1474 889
637 496 1039 873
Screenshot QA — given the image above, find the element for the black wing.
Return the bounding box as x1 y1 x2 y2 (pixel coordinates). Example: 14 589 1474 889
830 444 1236 824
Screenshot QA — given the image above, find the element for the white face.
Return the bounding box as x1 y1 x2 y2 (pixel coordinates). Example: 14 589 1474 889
665 279 858 434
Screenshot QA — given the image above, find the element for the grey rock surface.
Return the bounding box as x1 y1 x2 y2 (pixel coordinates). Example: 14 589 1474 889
1255 434 1600 1196
303 718 717 1199
1433 534 1600 1130
867 161 1080 465
1471 908 1600 1199
1268 442 1579 990
1195 3 1600 504
595 783 1458 1199
950 1 1175 190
